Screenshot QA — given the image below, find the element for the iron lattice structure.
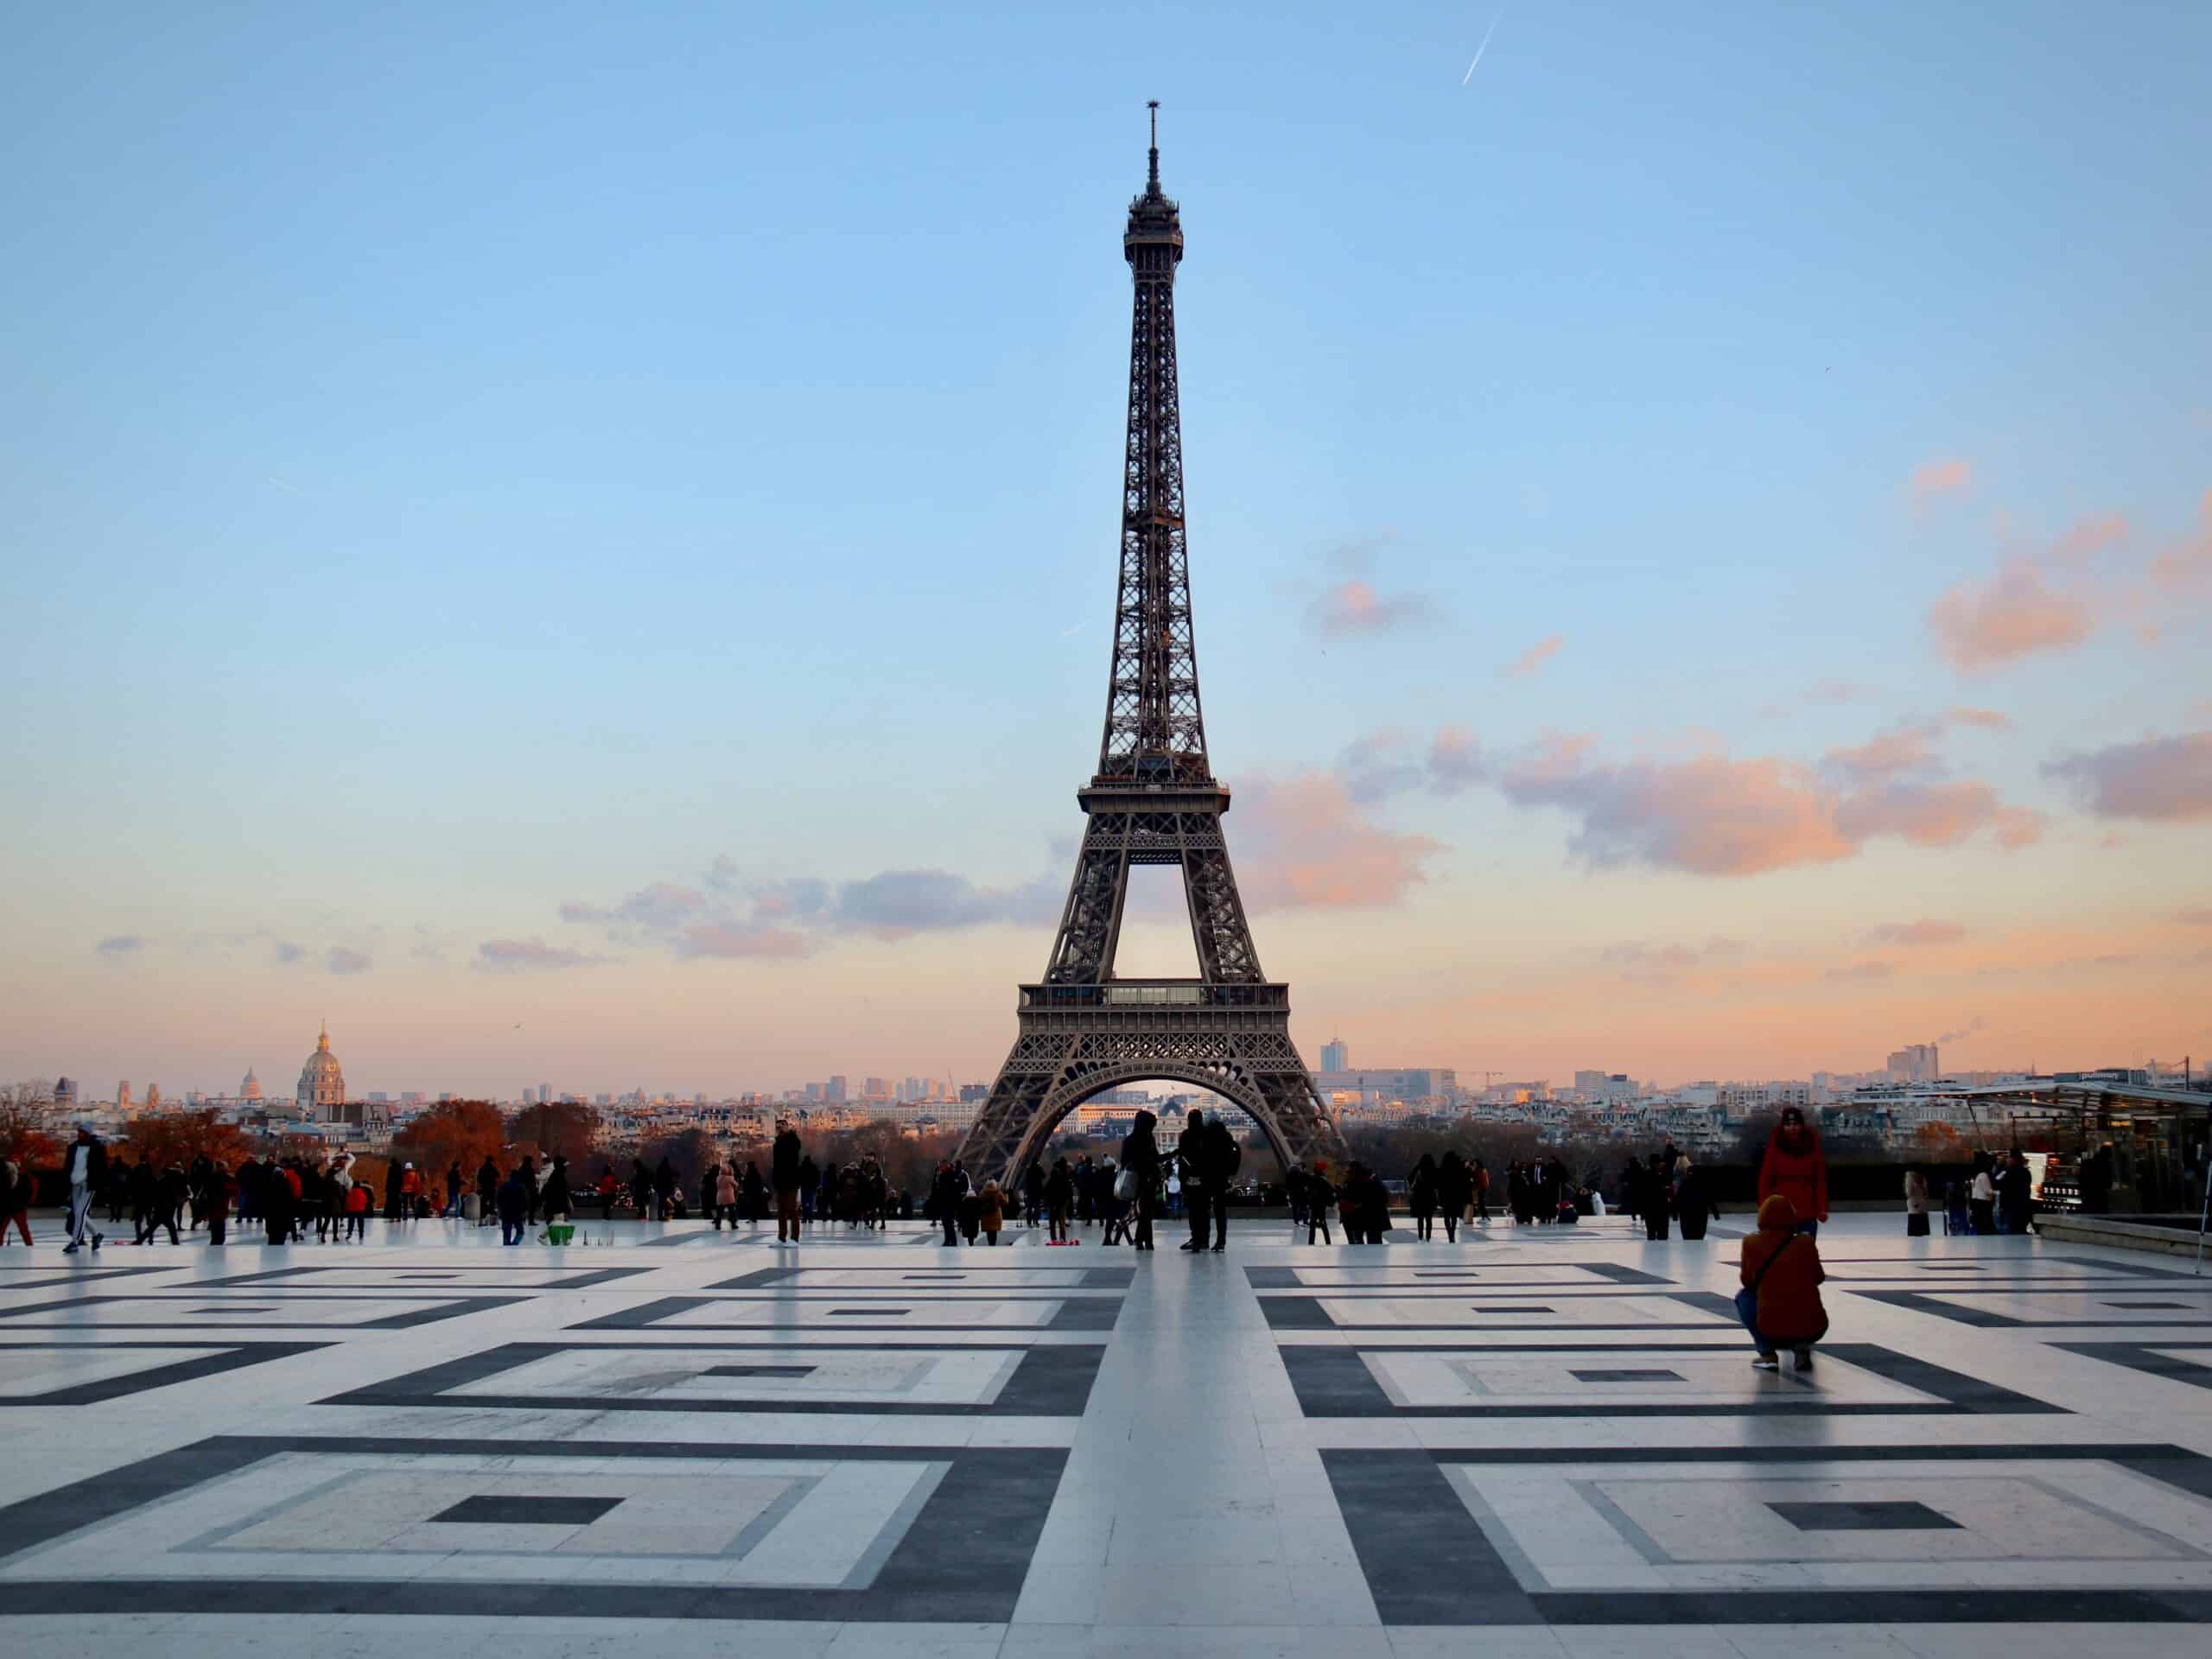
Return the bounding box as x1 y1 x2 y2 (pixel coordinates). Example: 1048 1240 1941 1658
956 110 1348 1185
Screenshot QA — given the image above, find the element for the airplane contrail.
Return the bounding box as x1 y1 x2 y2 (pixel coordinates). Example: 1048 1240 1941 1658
1462 10 1503 84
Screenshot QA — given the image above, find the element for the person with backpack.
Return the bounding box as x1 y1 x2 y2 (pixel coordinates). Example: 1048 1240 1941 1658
1738 1193 1828 1372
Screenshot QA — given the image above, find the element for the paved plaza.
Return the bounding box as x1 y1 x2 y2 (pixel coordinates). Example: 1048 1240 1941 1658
1 1211 2209 1658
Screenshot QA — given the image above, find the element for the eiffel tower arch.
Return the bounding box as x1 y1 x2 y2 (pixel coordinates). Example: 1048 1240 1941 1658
956 108 1349 1186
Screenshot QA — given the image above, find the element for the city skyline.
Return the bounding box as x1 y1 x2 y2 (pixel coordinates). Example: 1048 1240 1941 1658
6 4 2209 1099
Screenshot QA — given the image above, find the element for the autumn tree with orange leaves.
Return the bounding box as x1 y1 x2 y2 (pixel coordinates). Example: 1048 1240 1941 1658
124 1108 253 1170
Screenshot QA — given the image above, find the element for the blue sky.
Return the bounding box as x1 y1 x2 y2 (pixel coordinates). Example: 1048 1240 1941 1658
5 3 2208 1098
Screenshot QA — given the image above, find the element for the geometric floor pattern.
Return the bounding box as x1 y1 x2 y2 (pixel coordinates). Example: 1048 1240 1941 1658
1 1212 2208 1656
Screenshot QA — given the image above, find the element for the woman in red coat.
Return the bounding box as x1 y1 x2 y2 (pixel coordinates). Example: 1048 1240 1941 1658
1757 1107 1828 1235
1738 1193 1827 1372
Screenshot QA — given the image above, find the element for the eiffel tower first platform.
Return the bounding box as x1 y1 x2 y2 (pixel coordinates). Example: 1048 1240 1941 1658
956 109 1349 1185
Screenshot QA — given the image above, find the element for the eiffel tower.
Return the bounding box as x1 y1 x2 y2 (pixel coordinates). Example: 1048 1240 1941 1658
956 107 1348 1185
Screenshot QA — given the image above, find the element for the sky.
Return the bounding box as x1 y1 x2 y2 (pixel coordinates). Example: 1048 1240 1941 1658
3 3 2209 1101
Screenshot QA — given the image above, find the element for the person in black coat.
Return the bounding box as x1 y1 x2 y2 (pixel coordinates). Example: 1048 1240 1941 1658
1997 1150 2035 1234
541 1155 573 1223
1675 1156 1712 1241
930 1161 962 1246
1407 1154 1439 1241
1640 1154 1673 1241
1120 1111 1160 1251
497 1170 530 1245
1436 1152 1471 1242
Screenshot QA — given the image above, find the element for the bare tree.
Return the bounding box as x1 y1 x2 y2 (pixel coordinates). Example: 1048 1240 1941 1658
0 1079 60 1166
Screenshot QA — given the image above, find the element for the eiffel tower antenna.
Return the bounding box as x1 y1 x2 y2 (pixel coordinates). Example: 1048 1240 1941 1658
955 109 1346 1185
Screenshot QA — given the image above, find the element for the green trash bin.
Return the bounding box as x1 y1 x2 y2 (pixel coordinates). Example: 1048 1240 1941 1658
545 1222 575 1245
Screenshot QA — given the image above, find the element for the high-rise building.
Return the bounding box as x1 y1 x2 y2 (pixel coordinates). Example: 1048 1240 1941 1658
144 1083 162 1110
296 1022 346 1117
1320 1038 1349 1074
117 1082 130 1112
863 1077 889 1101
1885 1044 1940 1084
825 1075 848 1103
539 1082 552 1106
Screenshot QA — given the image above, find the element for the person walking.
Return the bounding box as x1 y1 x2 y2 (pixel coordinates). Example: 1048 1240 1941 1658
497 1167 529 1245
1640 1153 1673 1241
1904 1166 1931 1236
477 1157 500 1228
1674 1154 1711 1241
978 1179 1006 1246
1021 1161 1045 1230
1120 1110 1160 1251
1303 1160 1334 1244
1098 1160 1128 1246
1998 1151 2035 1235
203 1162 234 1246
930 1161 961 1246
713 1163 738 1230
1967 1156 1997 1235
1738 1193 1827 1372
1472 1158 1491 1223
1046 1158 1073 1243
542 1155 573 1224
770 1119 804 1243
62 1125 108 1254
1179 1109 1213 1253
0 1155 33 1246
1436 1152 1470 1243
263 1157 296 1247
344 1177 370 1240
1757 1107 1829 1236
1408 1154 1439 1242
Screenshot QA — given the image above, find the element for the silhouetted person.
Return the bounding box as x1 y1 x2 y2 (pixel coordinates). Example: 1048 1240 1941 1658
1121 1110 1160 1251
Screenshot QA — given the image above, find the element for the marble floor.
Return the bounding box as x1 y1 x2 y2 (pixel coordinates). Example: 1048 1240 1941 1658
2 1209 2209 1657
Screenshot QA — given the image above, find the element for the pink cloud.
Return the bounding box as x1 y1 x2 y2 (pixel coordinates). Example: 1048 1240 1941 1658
1824 724 1942 785
1928 557 2094 670
1948 706 2013 732
674 921 811 960
1834 780 2006 848
2150 488 2212 594
476 938 604 972
1993 806 2047 849
1909 457 1972 505
1503 634 1564 678
2044 731 2212 822
1825 960 1895 982
1309 579 1432 639
1868 919 1967 947
1233 772 1444 909
1498 747 1853 876
1496 737 2040 876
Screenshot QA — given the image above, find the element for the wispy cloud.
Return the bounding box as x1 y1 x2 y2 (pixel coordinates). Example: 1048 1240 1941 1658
1308 578 1433 639
96 934 144 957
1868 919 1967 947
325 945 372 976
273 940 307 965
476 938 607 973
1909 456 1972 505
1825 960 1895 982
1337 726 1487 803
1947 705 2013 732
2044 731 2212 823
1231 773 1444 910
1503 634 1563 678
1929 556 2095 670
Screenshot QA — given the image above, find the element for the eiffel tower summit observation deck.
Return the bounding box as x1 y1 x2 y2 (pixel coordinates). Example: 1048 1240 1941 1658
955 107 1348 1186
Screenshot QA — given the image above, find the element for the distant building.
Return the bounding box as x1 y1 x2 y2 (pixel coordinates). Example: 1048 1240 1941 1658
240 1068 262 1102
54 1077 79 1114
1320 1038 1349 1074
1314 1066 1455 1103
825 1075 848 1103
1886 1044 1939 1084
117 1081 130 1112
144 1083 162 1111
297 1022 347 1117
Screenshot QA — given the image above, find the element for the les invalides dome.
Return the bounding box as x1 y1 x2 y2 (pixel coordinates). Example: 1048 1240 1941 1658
296 1022 346 1116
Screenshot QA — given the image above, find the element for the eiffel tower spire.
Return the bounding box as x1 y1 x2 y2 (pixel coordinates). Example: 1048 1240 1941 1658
1101 101 1206 785
954 111 1346 1188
